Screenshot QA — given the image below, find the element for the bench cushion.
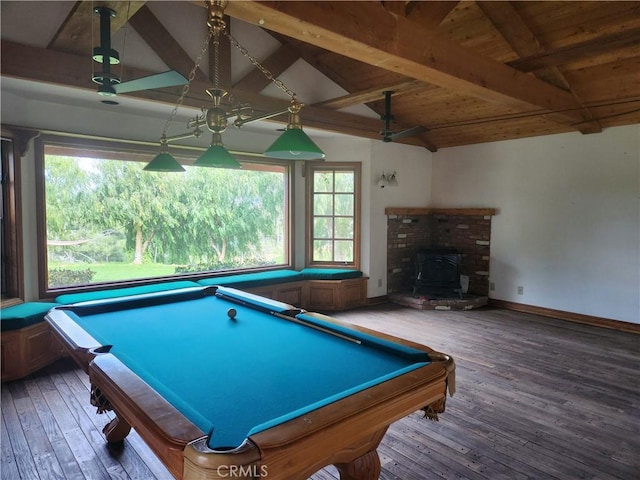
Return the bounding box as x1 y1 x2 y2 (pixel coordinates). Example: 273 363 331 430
301 268 363 280
54 280 201 305
198 270 304 288
1 302 61 331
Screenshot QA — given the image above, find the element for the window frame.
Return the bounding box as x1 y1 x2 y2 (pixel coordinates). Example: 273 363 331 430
1 129 25 306
305 161 361 269
35 134 295 298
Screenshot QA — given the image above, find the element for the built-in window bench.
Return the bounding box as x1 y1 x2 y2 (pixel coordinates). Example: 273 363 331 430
1 270 367 381
298 269 368 311
50 270 367 311
197 268 367 312
1 302 66 381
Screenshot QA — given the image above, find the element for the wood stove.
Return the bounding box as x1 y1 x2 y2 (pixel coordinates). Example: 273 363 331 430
413 247 463 298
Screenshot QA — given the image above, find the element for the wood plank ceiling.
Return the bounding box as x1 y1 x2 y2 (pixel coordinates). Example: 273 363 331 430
1 1 639 151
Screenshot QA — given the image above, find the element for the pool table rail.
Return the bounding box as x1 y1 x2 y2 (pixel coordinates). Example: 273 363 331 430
182 357 452 479
90 353 207 480
215 286 303 317
299 311 421 347
46 307 105 374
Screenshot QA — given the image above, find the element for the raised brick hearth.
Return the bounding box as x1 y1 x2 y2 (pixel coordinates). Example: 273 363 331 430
389 292 488 311
386 208 495 309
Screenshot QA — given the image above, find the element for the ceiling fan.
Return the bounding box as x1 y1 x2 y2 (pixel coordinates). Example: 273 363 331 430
380 90 427 142
92 7 187 100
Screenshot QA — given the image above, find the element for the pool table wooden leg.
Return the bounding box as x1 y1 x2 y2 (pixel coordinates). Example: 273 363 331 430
334 448 381 480
102 412 132 443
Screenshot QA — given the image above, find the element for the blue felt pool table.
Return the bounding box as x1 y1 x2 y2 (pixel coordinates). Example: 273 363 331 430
46 286 455 480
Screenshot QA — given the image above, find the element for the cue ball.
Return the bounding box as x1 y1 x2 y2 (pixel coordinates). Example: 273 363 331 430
227 308 237 320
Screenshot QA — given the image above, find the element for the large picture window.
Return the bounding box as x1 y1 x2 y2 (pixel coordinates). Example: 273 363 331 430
36 136 291 295
306 162 360 268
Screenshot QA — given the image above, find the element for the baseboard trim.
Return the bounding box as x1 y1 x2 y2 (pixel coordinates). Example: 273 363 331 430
366 295 389 306
489 299 639 334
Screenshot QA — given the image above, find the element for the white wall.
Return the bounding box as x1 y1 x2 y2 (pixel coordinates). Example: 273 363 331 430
300 137 432 298
19 145 39 301
368 141 432 297
431 125 640 324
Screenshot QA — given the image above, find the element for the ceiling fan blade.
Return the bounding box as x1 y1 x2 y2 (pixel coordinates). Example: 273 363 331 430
388 125 428 140
115 70 187 94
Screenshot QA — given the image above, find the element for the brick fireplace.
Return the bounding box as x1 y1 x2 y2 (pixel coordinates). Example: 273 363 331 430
386 207 495 309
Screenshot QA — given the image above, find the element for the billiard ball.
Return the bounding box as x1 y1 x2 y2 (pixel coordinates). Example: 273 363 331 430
227 308 237 320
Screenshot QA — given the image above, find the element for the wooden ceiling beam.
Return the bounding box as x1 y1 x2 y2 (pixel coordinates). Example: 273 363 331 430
232 44 300 92
263 32 438 148
477 1 601 134
224 1 592 129
48 1 145 54
266 33 371 96
224 88 433 147
404 1 459 30
477 2 541 55
380 1 408 17
3 40 95 91
128 5 209 83
1 39 434 149
426 96 640 132
312 80 429 109
301 106 436 150
256 29 438 149
508 27 640 72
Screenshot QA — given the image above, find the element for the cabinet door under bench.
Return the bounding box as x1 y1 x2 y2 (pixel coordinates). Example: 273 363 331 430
1 321 66 382
246 281 306 308
306 277 368 311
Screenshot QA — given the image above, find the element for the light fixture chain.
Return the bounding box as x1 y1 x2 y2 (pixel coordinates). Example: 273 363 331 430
224 31 297 100
161 30 213 139
213 33 220 89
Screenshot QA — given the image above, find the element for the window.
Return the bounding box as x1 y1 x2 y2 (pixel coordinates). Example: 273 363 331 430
306 162 360 268
36 135 292 296
1 133 24 305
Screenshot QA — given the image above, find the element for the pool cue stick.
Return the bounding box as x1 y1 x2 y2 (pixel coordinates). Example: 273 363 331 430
273 312 362 345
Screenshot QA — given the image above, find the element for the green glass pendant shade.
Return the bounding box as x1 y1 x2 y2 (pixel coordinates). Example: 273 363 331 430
264 128 325 160
194 144 241 168
143 152 185 172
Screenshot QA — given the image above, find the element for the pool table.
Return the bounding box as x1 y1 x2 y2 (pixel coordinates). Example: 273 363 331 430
46 286 455 480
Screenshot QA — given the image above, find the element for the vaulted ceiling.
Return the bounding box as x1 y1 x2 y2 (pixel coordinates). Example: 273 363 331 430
2 1 639 151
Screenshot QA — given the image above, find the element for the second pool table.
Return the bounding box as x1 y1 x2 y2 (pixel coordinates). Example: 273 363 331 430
46 286 455 480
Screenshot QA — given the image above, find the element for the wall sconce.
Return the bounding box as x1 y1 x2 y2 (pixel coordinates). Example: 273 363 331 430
377 171 398 188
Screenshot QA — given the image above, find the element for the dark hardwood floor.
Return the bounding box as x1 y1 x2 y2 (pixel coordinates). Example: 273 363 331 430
2 304 638 479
